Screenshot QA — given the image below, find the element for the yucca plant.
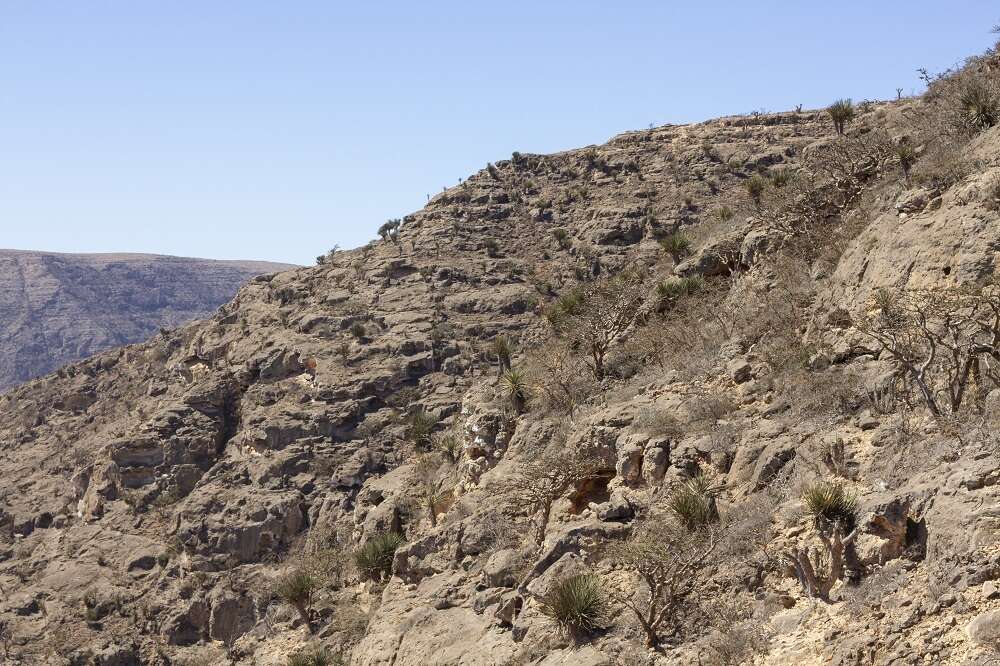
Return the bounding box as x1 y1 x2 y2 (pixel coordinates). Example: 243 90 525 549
500 367 531 411
802 481 857 530
667 474 720 530
406 409 438 450
275 569 319 630
658 232 692 263
544 289 586 332
354 532 405 581
959 79 1000 131
744 173 768 206
827 99 855 135
552 228 572 250
654 276 702 311
538 573 609 636
491 334 513 372
895 143 918 180
433 432 462 463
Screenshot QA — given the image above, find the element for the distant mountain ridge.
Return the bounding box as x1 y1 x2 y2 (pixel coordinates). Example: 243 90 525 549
0 249 295 390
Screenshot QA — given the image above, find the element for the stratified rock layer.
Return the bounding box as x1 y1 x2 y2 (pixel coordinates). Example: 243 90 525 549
0 250 295 390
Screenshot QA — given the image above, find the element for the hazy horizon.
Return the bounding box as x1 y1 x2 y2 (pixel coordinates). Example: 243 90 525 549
2 1 997 265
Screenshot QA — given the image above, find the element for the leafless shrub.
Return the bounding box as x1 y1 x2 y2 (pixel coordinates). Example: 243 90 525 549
481 512 526 553
785 522 857 602
525 338 598 415
545 266 648 379
841 560 906 614
503 447 607 545
857 283 1000 416
631 408 683 439
699 600 770 665
605 518 719 647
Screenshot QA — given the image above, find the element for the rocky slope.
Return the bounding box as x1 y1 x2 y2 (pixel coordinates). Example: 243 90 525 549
0 251 295 391
2 47 1000 666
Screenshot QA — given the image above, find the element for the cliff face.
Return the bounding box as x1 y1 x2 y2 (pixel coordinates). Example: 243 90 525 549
1 48 1000 666
0 251 295 391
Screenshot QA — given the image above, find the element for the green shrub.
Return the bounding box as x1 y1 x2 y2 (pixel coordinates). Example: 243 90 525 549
659 232 693 263
744 174 768 205
802 481 857 529
654 276 703 310
959 79 1000 130
715 206 735 222
667 474 720 530
544 288 586 330
538 573 609 635
827 99 855 135
354 532 405 581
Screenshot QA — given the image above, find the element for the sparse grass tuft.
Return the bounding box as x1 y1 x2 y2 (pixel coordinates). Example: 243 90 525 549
538 573 610 636
287 645 339 666
770 168 793 188
744 174 768 206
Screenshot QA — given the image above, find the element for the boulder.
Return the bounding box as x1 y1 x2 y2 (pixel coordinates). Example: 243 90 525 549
967 610 1000 644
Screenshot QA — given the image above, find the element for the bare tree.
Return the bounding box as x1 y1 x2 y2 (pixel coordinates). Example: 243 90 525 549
504 448 605 545
785 523 858 602
527 338 598 414
857 283 1000 416
605 520 718 648
546 267 647 379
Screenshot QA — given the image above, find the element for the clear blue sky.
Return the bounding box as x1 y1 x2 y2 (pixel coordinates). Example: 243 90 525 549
1 2 996 265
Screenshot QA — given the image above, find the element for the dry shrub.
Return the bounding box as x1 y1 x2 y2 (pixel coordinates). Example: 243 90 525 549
683 390 737 429
631 407 683 439
525 338 598 414
700 599 770 665
773 367 864 421
911 49 1000 188
645 284 731 379
841 560 906 614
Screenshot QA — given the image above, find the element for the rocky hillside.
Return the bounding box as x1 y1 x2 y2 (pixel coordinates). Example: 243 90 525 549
2 46 1000 666
0 251 295 391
